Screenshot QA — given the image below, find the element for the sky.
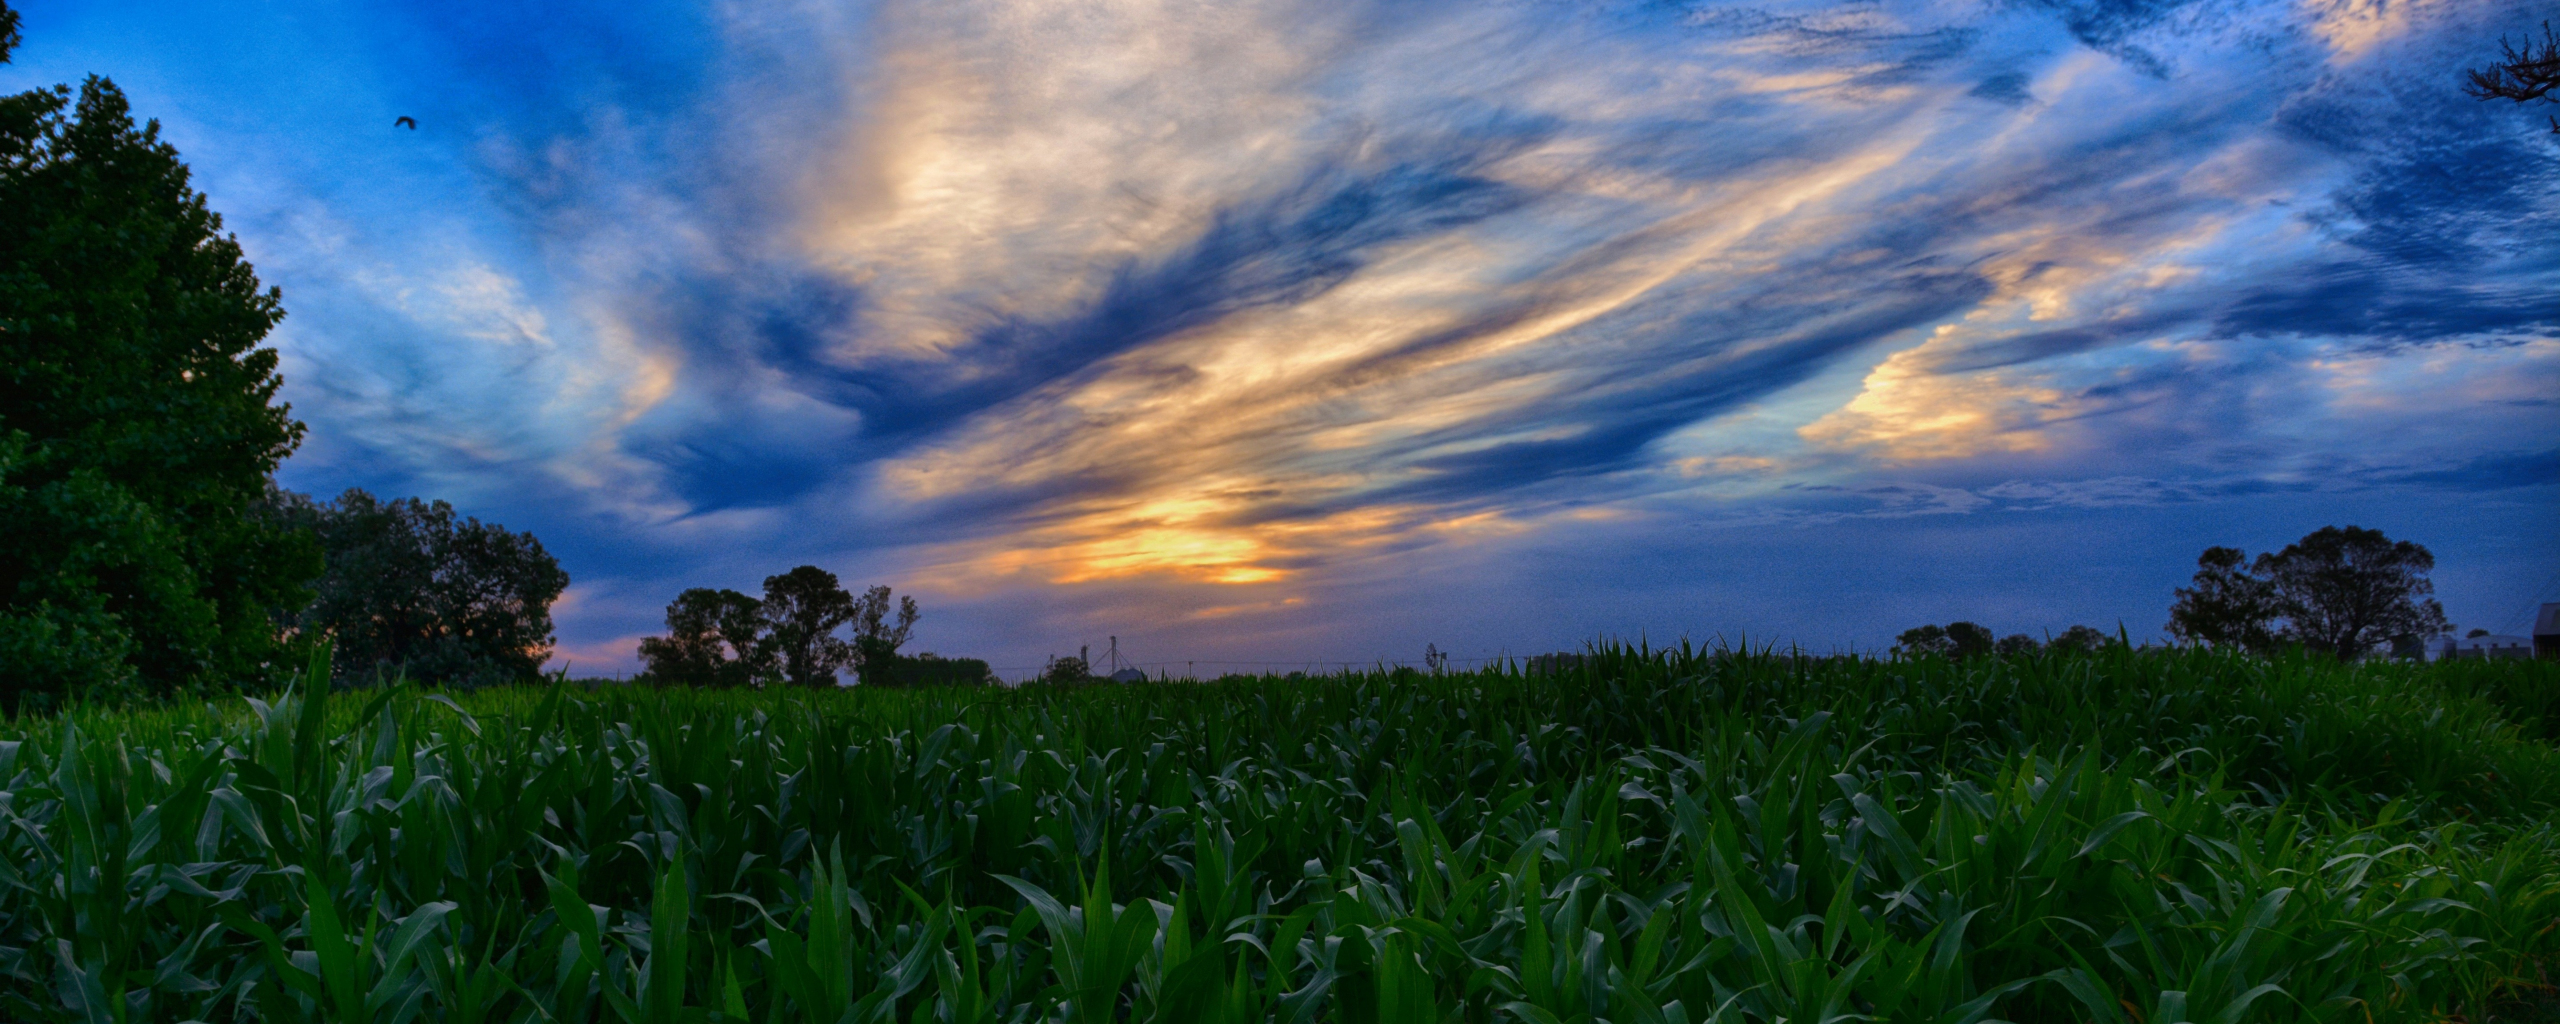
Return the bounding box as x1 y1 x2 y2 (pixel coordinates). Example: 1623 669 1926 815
8 0 2555 677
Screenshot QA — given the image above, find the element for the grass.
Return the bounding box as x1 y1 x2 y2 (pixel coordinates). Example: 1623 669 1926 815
0 644 2556 1022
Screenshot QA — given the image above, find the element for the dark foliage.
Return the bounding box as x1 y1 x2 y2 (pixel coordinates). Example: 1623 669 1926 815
1893 621 1996 659
2165 546 2283 653
2167 527 2446 660
1898 622 2110 659
267 488 567 688
2260 526 2447 661
1039 654 1092 685
636 588 770 688
848 584 920 686
636 573 935 689
0 47 319 708
864 652 993 688
759 566 859 687
2047 623 2109 653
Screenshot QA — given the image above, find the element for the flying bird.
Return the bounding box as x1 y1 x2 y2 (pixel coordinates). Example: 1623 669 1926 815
394 116 416 129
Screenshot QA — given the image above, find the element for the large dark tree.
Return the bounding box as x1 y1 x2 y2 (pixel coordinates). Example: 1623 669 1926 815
849 584 920 686
2165 547 2282 653
0 17 320 706
2166 528 2445 660
2259 526 2446 661
759 566 856 687
636 588 770 688
2466 21 2560 134
268 489 567 687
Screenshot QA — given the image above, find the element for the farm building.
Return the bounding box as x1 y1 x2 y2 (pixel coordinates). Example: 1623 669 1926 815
2440 633 2535 660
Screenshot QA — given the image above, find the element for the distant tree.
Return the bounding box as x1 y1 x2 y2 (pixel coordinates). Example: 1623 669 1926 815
1995 634 2039 656
2047 624 2109 653
1893 625 1951 658
1893 622 1995 659
760 566 857 687
637 588 769 687
269 489 567 687
2466 21 2560 134
1944 622 1995 659
2258 526 2446 661
2468 628 2492 638
2166 547 2282 653
1 37 322 707
848 584 920 686
1040 654 1092 685
867 652 992 688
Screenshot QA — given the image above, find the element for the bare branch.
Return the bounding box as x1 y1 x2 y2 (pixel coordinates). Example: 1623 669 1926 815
2466 21 2560 104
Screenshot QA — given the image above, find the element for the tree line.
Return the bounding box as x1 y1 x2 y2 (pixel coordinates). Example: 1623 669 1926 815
1893 525 2455 663
633 568 988 688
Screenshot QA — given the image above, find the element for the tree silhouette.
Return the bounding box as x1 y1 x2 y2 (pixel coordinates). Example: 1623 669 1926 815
2466 21 2560 134
638 588 769 687
759 566 857 687
1893 621 1996 659
849 585 920 686
2166 547 2281 653
2167 528 2445 660
2047 624 2109 653
2260 527 2446 661
267 488 567 687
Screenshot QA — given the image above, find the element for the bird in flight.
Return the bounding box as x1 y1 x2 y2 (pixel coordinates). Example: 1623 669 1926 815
394 116 417 129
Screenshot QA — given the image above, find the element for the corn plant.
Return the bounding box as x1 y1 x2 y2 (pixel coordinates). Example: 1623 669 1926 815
0 645 2554 1022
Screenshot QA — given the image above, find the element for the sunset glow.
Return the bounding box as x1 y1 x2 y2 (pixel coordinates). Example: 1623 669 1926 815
18 0 2552 674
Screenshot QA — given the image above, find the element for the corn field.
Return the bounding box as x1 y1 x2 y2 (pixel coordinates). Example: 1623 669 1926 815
3 645 2557 1023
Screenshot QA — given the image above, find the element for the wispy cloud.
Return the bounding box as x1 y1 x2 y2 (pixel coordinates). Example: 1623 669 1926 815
17 0 2550 668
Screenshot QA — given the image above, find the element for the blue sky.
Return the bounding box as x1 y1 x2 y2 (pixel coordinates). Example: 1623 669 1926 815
10 0 2554 676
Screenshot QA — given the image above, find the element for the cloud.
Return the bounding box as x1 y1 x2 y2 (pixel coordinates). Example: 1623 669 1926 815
50 0 2551 670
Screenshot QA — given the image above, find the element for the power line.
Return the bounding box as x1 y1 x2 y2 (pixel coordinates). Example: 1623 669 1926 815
2490 567 2560 635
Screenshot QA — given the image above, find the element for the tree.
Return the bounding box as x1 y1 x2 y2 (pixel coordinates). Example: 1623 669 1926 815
2466 21 2560 134
2166 547 2281 653
2258 526 2446 661
1893 625 1950 658
2047 624 2109 653
760 566 856 687
849 585 920 686
1944 622 1995 659
1893 621 1995 659
2165 528 2446 661
269 488 567 687
637 588 770 687
866 652 992 688
1039 654 1092 685
638 572 931 688
0 21 321 707
1995 634 2039 656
